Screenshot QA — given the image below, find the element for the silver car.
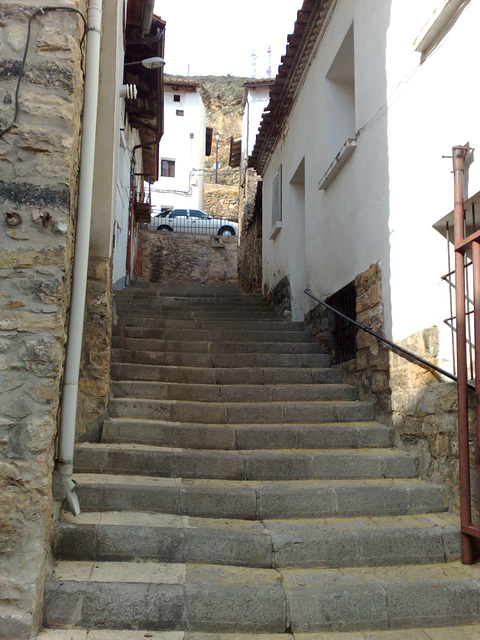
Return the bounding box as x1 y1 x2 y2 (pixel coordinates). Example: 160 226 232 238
155 209 238 236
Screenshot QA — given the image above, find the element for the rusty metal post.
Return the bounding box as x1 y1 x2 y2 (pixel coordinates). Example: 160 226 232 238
452 145 474 564
472 238 480 536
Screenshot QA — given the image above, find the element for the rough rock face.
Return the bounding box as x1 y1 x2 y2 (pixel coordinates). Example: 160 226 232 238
0 2 84 637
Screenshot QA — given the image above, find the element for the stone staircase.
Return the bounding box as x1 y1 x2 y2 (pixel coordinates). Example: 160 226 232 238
41 282 480 639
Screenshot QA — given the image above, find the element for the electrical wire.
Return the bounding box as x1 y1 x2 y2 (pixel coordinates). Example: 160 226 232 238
0 6 87 138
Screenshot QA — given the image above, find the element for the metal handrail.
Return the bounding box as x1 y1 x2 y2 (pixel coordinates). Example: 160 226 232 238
304 288 475 391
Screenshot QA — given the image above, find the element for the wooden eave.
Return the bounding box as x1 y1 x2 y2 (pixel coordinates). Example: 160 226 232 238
124 5 166 180
249 0 336 176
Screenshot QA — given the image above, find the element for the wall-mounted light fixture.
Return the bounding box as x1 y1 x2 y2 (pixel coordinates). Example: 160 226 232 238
124 56 165 69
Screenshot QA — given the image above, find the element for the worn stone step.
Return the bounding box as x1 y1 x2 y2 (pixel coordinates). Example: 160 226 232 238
111 350 330 369
102 419 393 450
74 443 417 481
108 398 373 424
54 511 460 568
43 561 480 633
114 308 279 320
110 382 355 403
115 317 304 331
111 337 320 354
43 561 286 632
116 285 260 298
114 300 272 311
110 364 340 385
75 475 447 519
35 625 480 639
112 325 313 343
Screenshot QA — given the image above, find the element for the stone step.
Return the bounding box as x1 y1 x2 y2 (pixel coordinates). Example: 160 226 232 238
107 398 374 424
115 308 279 320
114 300 271 310
111 336 320 354
35 625 480 640
110 381 355 403
102 418 393 450
43 561 480 633
110 364 341 385
112 325 313 342
75 474 447 519
54 511 460 568
74 444 418 481
115 317 304 331
111 349 330 369
117 285 259 297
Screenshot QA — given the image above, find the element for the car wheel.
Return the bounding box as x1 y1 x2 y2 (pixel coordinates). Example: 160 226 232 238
157 225 173 231
219 226 235 236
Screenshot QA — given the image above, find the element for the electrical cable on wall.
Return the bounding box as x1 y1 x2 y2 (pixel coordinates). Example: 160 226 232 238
0 6 87 138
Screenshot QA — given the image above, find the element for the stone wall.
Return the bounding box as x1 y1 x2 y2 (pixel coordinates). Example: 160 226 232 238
135 229 238 285
304 261 465 511
203 183 239 220
76 257 113 443
0 2 84 637
238 169 262 293
265 274 292 319
389 329 465 511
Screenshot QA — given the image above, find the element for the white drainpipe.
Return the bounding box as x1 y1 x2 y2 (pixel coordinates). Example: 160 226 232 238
56 0 102 516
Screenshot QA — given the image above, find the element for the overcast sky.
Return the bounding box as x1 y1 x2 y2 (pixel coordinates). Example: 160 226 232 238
154 1 301 78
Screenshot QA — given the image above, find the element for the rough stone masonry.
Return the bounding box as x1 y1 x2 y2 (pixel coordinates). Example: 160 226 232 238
0 2 85 637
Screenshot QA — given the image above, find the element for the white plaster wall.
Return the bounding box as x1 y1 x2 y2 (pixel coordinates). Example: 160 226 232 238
90 0 125 260
386 0 480 368
112 122 141 289
152 88 206 211
242 86 272 164
261 0 480 370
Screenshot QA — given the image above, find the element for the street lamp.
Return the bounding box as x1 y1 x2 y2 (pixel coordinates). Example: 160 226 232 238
124 56 166 69
215 132 220 184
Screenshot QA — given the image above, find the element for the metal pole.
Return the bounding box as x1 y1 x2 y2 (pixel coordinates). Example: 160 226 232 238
215 132 219 184
452 145 474 564
472 239 480 539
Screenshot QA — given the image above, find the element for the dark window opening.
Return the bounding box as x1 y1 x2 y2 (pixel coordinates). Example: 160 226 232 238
161 159 175 178
327 280 357 364
173 94 181 102
176 110 184 117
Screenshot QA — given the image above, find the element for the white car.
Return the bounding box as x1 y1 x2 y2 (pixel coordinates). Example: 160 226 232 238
154 209 238 236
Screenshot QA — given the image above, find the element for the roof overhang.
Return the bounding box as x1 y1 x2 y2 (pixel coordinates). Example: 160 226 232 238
124 3 166 180
249 0 337 175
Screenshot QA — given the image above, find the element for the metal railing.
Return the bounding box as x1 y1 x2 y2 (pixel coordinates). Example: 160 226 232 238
304 288 463 384
144 211 238 236
132 173 153 208
448 145 480 564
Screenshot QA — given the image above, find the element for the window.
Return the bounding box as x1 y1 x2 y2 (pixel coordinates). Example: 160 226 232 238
325 24 355 164
173 94 181 102
161 159 175 178
176 109 184 117
270 165 282 238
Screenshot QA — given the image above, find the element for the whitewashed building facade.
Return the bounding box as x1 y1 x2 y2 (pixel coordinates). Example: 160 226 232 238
250 0 480 511
152 79 207 212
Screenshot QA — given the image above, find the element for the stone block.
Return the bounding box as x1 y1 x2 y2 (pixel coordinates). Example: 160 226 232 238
184 582 286 632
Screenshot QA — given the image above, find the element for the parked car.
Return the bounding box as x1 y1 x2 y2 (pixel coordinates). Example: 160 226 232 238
154 209 238 236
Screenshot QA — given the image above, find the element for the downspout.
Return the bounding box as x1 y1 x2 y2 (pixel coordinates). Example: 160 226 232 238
141 0 155 36
55 0 102 516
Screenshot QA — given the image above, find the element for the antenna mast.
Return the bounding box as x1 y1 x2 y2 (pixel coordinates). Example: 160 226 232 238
251 50 257 78
266 45 272 78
